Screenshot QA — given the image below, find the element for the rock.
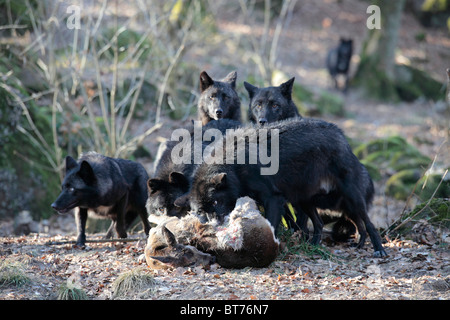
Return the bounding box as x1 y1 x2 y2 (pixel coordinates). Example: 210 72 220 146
14 211 39 235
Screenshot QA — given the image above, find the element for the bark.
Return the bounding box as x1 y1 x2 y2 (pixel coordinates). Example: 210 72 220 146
353 0 406 100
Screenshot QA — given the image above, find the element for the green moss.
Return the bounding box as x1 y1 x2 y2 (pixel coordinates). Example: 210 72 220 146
291 82 314 115
385 169 422 200
418 171 450 200
360 159 382 181
0 51 61 220
385 168 449 201
354 135 407 159
395 198 450 236
352 55 399 102
315 91 345 116
354 135 439 200
354 135 431 172
394 64 444 102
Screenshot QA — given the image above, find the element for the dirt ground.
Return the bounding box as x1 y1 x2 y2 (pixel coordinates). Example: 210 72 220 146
1 0 449 301
0 228 449 300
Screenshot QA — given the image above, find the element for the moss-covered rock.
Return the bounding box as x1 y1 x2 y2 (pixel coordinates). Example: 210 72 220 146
354 135 431 187
418 171 450 200
394 64 444 102
385 168 449 201
353 135 442 200
385 169 423 200
360 159 382 181
354 135 410 159
393 198 450 236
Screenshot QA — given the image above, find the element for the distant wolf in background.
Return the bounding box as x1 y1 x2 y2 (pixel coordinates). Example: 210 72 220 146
326 38 353 92
51 152 150 246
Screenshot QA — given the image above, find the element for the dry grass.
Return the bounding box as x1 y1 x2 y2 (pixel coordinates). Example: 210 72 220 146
112 267 157 299
0 258 31 288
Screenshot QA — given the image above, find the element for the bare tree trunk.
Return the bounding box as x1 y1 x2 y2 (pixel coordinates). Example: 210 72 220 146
353 0 406 100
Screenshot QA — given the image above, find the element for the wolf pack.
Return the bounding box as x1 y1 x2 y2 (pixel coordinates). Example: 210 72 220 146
52 63 388 270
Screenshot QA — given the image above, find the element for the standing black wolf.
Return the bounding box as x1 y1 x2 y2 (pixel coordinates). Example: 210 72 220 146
176 118 387 257
244 77 301 125
51 152 151 246
197 70 241 125
326 38 353 92
244 77 302 230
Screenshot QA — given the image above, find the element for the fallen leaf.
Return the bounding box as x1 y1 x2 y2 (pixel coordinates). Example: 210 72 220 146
301 288 311 293
228 293 239 300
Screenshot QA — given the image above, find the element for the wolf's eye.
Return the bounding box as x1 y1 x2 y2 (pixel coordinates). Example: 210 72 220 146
256 104 262 109
68 187 75 193
272 104 278 109
209 94 216 100
158 207 165 213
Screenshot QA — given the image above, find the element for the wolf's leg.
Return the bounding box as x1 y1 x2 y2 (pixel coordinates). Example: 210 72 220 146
114 194 129 239
75 207 88 246
294 203 323 245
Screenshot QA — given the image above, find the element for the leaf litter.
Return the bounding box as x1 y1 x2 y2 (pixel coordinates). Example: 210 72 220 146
0 229 448 300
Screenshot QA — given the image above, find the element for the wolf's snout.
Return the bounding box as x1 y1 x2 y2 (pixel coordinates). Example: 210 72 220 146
258 118 267 125
215 109 223 117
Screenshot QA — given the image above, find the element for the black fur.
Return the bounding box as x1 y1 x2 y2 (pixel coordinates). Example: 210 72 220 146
326 38 353 92
179 118 386 257
51 152 151 246
244 77 301 125
147 119 242 218
198 71 241 125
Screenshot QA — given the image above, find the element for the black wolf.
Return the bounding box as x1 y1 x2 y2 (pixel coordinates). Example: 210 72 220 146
51 152 151 246
244 77 302 230
176 118 386 257
326 38 353 92
147 119 241 218
244 77 301 125
197 70 241 125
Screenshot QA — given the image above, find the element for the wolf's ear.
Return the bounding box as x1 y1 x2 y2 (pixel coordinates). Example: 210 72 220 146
78 161 96 185
210 173 227 189
223 71 237 88
200 71 214 92
147 178 167 194
169 172 189 191
65 156 78 173
279 77 295 100
174 194 189 208
244 81 258 100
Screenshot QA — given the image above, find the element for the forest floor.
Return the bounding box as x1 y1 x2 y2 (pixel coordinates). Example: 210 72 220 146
0 229 448 300
1 0 449 300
